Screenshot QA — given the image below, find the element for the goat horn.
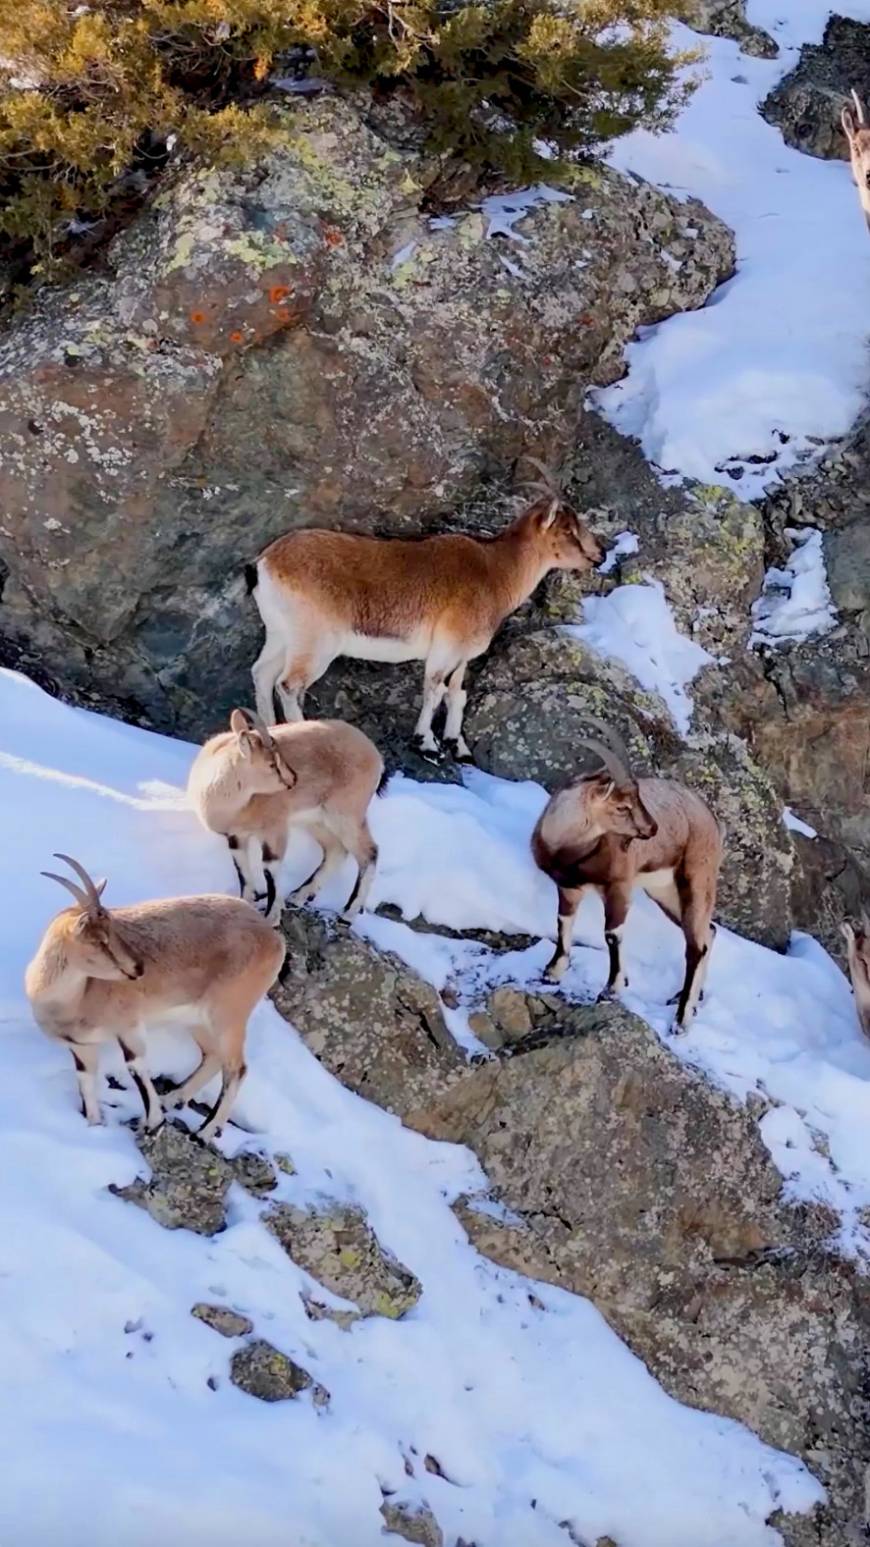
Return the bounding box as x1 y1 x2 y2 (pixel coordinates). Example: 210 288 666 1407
577 715 634 771
237 707 297 786
575 736 633 787
41 871 91 909
51 853 105 910
519 454 565 496
852 87 866 124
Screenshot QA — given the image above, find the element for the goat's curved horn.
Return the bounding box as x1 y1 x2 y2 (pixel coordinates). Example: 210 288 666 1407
51 853 105 911
852 87 866 124
519 455 564 497
577 716 634 773
576 736 633 787
41 871 90 909
237 708 297 787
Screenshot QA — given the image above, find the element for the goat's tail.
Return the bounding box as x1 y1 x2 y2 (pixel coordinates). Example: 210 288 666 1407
244 562 259 595
376 763 392 797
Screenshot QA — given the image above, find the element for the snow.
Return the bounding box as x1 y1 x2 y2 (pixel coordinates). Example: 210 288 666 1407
784 806 818 839
0 666 830 1545
597 528 639 574
480 184 572 243
751 528 837 647
565 579 712 734
590 2 870 496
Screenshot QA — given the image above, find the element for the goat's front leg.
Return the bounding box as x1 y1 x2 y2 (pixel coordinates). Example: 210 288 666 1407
118 1029 164 1132
544 885 586 982
601 884 632 995
412 663 448 757
442 662 472 762
70 1041 103 1125
234 835 277 921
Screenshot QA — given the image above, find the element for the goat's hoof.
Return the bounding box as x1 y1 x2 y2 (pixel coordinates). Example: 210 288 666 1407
544 958 568 983
410 734 443 765
443 738 474 766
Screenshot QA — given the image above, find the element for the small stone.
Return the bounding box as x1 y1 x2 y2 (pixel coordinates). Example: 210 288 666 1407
379 1500 443 1546
191 1302 254 1338
302 1294 361 1332
467 1009 503 1051
274 1152 297 1175
487 986 533 1041
229 1339 328 1405
230 1150 278 1196
266 1201 422 1319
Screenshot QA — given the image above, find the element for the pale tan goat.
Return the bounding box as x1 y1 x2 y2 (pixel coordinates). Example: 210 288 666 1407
25 855 285 1140
247 483 604 760
842 916 870 1039
188 708 383 926
841 89 870 234
531 727 722 1031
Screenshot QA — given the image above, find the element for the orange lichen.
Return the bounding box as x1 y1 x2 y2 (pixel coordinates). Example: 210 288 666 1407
274 307 293 323
268 283 290 303
229 329 245 343
189 309 207 325
323 224 344 248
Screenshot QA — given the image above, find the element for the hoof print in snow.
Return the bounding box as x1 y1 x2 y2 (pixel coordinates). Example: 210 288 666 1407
380 1500 443 1546
230 1150 279 1197
229 1339 328 1406
265 1202 421 1319
191 1303 254 1339
301 1292 362 1332
111 1122 231 1235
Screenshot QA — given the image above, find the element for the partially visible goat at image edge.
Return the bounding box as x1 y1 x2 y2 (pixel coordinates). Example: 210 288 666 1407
842 88 870 235
842 916 870 1039
246 463 605 761
188 708 383 927
531 723 722 1031
25 855 285 1140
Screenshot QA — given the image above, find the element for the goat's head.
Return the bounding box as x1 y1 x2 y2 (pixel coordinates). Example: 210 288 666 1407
576 725 657 843
842 914 870 1036
517 457 604 570
842 89 870 231
229 708 297 792
41 854 143 981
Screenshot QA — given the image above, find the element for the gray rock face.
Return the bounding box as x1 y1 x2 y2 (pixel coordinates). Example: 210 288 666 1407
405 1001 870 1547
273 910 465 1118
0 94 734 740
229 1338 328 1405
762 15 870 158
676 0 778 58
265 1201 422 1319
111 1122 233 1235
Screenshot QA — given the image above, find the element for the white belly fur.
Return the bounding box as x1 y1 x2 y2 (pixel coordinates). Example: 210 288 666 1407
336 628 428 665
637 868 676 895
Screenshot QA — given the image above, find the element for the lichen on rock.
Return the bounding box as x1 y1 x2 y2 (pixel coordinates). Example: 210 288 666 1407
265 1201 422 1319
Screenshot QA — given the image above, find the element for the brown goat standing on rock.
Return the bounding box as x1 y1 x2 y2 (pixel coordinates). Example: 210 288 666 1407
531 728 722 1031
188 709 383 927
247 479 604 760
25 855 285 1140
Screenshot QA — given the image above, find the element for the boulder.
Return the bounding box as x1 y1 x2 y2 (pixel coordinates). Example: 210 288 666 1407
229 1338 328 1405
265 1201 422 1319
273 910 465 1118
676 0 778 58
0 94 734 739
405 1000 870 1547
111 1122 233 1235
761 16 870 158
191 1303 254 1338
380 1500 443 1547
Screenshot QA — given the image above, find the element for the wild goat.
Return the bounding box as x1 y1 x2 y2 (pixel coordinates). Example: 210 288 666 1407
531 726 722 1030
25 855 285 1140
842 89 870 234
188 708 383 926
247 473 604 760
842 917 870 1038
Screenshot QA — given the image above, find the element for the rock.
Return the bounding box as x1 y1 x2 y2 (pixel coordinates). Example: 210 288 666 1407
825 519 870 615
273 910 465 1119
229 1338 328 1405
406 1001 870 1547
191 1303 254 1338
675 0 778 58
230 1150 279 1196
301 1294 361 1332
266 1201 422 1319
466 629 793 947
469 986 533 1050
0 94 734 739
111 1122 232 1235
380 1500 443 1547
761 16 870 158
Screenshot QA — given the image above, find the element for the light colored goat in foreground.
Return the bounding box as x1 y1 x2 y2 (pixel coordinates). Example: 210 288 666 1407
842 88 870 234
188 708 383 926
25 855 285 1140
531 726 722 1031
247 477 604 760
842 916 870 1038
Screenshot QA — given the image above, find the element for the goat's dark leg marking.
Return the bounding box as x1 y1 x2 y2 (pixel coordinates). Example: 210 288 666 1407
70 1042 102 1125
226 835 246 897
196 1062 247 1142
545 885 585 980
602 885 631 993
119 1039 164 1130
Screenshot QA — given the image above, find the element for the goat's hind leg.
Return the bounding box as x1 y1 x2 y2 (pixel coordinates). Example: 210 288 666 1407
69 1041 102 1125
288 822 345 909
118 1028 164 1132
337 817 378 921
673 882 717 1032
442 662 472 763
600 884 631 996
252 636 285 726
544 885 585 982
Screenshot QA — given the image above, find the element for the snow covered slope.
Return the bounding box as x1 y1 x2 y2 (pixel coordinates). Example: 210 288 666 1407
591 1 870 495
0 668 832 1546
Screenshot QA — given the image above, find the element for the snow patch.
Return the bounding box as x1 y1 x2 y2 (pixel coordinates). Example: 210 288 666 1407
598 529 639 574
751 528 837 648
590 6 870 495
784 806 818 839
565 580 712 735
480 184 572 243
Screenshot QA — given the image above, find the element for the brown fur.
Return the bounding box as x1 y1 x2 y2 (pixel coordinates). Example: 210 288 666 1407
532 769 722 1031
188 713 383 924
842 90 870 234
25 875 285 1140
251 497 604 754
842 916 870 1038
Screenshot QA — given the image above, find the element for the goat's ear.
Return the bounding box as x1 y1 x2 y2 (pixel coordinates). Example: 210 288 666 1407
536 498 559 532
229 708 250 735
95 878 107 899
843 104 857 141
842 920 856 946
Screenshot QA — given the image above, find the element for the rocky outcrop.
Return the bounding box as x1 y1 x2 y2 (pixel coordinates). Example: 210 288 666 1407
273 911 465 1117
111 1122 279 1234
762 15 870 158
405 1000 870 1547
0 94 733 740
229 1338 329 1405
676 0 778 58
